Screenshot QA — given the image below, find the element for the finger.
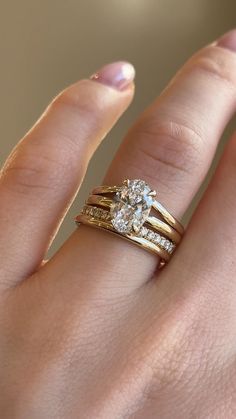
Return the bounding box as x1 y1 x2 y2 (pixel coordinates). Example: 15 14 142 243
0 62 135 287
167 128 236 295
52 30 236 294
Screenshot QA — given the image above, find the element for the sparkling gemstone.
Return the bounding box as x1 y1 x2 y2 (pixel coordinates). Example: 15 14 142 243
147 230 155 241
89 207 94 216
104 211 111 221
120 179 154 206
111 179 155 234
164 240 170 251
140 227 148 237
111 202 134 233
100 210 107 220
94 208 100 217
169 243 175 253
160 237 167 247
154 233 161 244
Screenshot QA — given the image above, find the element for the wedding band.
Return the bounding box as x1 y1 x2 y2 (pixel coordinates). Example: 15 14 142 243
77 207 171 262
92 184 184 235
86 194 181 244
75 179 184 264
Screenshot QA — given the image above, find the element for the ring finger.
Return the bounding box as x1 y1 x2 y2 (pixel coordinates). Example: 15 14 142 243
47 30 236 293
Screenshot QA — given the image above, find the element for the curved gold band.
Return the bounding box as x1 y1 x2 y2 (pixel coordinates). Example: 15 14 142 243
92 185 184 235
86 194 181 244
76 213 171 262
75 179 184 265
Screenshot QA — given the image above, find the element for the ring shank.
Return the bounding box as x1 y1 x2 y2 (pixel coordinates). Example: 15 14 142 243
86 194 181 244
76 213 170 262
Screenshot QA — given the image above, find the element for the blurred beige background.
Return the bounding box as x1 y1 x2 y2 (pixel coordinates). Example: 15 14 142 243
0 0 235 254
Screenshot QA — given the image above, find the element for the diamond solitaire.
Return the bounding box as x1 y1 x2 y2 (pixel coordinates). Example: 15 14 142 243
110 179 156 234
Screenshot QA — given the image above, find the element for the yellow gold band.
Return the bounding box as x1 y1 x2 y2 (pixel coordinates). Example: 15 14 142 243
76 212 171 262
86 194 181 244
92 185 184 235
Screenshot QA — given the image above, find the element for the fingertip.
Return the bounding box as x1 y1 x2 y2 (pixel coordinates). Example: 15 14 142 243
216 29 236 52
90 61 136 92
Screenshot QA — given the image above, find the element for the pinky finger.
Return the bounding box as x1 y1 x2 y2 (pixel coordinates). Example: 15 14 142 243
168 129 236 295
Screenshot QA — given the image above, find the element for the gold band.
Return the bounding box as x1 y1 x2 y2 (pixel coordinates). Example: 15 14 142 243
92 185 184 235
75 179 184 265
76 210 171 262
86 194 181 244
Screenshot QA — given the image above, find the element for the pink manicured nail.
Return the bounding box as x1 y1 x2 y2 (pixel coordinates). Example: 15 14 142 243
90 61 135 91
217 29 236 52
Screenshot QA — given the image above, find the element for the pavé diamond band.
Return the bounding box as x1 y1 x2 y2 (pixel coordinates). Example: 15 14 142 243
75 179 184 264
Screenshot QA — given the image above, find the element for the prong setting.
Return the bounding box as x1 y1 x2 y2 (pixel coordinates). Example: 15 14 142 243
148 190 157 197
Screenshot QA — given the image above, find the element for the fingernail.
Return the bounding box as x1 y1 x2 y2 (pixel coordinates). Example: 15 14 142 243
217 29 236 52
90 61 135 91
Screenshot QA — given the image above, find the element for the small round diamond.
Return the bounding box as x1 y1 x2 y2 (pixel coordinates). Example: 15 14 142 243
169 243 175 253
163 240 170 251
147 230 155 241
160 237 167 247
140 227 148 238
100 210 107 220
104 211 111 221
94 208 101 218
89 207 94 216
154 233 161 244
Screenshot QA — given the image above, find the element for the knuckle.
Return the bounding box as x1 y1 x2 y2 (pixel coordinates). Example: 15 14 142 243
192 46 236 92
131 117 203 188
2 148 66 195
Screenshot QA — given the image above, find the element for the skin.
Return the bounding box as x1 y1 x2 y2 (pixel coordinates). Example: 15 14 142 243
0 29 236 418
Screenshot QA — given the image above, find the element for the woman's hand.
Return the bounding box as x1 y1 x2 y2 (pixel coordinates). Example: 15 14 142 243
1 30 236 419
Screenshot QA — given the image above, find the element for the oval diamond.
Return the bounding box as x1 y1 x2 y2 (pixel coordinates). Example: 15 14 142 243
110 179 155 234
110 202 134 233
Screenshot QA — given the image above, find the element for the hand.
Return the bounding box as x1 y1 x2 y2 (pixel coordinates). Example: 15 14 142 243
1 30 236 419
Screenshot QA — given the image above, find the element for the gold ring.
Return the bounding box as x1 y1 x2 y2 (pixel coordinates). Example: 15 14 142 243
86 194 181 244
92 184 184 235
75 179 184 265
